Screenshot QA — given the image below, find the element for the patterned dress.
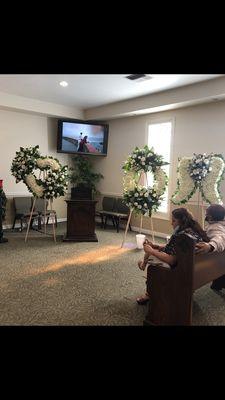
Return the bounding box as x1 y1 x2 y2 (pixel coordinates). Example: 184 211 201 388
163 227 204 257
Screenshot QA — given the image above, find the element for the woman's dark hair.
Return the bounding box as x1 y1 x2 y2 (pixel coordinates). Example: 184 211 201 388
206 204 225 221
172 207 209 242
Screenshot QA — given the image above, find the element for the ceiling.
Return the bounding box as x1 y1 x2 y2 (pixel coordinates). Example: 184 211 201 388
0 74 222 110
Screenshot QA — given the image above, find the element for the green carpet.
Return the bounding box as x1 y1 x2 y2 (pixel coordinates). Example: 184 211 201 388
0 223 224 325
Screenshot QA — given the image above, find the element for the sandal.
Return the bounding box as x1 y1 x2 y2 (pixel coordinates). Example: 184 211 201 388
136 293 150 305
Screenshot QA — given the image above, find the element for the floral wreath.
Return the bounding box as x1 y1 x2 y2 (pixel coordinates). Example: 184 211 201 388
171 153 225 205
122 145 169 216
11 145 69 199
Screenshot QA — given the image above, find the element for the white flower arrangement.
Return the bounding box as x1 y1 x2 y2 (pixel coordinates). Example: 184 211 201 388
122 145 169 215
122 145 169 174
188 153 212 182
172 153 225 205
171 157 196 204
25 174 44 198
37 158 60 171
152 167 168 197
123 185 161 216
201 156 225 204
11 146 69 199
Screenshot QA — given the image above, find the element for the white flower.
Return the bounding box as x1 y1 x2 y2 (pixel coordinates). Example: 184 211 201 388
202 156 225 204
172 157 195 204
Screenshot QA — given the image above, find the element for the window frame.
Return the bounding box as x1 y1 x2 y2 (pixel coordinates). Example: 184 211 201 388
145 116 175 220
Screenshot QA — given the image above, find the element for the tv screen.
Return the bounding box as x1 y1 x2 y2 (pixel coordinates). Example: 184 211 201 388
57 119 108 156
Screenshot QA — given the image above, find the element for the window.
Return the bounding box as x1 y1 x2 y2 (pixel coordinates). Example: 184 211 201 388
147 120 173 215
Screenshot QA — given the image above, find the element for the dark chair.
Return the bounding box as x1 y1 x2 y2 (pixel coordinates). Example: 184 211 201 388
98 196 132 233
98 196 117 229
12 197 39 232
32 198 57 229
113 198 132 233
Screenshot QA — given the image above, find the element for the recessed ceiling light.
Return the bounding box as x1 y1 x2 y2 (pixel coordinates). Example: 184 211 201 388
59 81 68 87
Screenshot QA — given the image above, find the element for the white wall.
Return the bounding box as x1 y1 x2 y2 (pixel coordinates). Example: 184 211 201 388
2 99 225 231
0 109 73 196
92 100 225 203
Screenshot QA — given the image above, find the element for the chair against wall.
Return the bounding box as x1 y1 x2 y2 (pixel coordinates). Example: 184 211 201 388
32 198 57 229
98 196 132 232
98 196 117 229
114 198 132 233
12 197 39 232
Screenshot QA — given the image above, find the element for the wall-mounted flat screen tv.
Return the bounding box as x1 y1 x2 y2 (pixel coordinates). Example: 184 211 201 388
57 119 109 156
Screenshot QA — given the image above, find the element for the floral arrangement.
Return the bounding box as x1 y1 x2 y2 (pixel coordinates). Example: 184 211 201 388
123 185 161 216
122 145 169 216
11 146 69 199
11 145 41 182
122 145 169 174
172 153 225 205
188 153 212 183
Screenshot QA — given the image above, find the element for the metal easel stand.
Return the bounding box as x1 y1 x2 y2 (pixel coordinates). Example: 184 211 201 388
25 171 57 244
25 196 57 243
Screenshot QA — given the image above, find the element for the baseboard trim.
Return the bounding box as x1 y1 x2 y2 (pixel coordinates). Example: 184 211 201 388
3 218 67 230
131 226 169 239
3 218 169 239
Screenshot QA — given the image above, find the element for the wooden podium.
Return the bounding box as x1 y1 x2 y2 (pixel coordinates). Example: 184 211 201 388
63 199 98 242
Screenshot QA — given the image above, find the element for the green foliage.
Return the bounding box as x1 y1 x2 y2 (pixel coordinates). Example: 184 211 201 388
69 155 104 194
122 145 169 174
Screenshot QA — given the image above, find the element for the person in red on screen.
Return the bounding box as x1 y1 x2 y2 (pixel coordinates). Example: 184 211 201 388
78 135 88 152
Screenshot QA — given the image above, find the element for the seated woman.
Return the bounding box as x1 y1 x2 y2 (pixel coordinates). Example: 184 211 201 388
136 207 209 305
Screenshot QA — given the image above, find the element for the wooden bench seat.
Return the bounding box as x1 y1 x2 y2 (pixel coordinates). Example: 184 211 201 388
143 233 225 326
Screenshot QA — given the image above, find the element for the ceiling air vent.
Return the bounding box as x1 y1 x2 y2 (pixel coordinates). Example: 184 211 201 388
126 74 153 82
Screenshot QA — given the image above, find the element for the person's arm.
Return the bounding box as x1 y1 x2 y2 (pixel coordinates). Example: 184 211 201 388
195 242 215 254
156 244 166 250
144 239 165 250
143 244 176 265
143 251 150 263
208 235 225 253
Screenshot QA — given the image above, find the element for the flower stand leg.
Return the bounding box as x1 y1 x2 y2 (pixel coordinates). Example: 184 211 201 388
25 197 36 242
121 209 132 248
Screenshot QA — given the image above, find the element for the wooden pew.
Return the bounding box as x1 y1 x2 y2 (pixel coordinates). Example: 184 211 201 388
144 233 225 326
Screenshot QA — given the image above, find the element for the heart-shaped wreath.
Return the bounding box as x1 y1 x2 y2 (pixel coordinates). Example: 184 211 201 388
11 145 69 199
